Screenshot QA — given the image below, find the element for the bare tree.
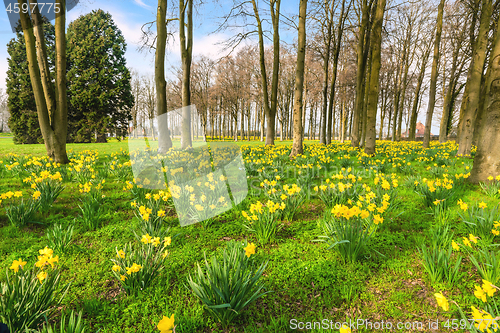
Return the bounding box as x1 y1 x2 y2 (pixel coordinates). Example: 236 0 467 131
422 0 445 148
18 0 69 162
364 0 386 154
291 0 308 156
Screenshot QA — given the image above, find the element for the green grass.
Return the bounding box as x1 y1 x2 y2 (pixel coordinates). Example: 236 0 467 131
0 138 496 332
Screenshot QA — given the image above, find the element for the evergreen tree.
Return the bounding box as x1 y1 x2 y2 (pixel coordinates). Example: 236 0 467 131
6 21 55 144
67 9 133 143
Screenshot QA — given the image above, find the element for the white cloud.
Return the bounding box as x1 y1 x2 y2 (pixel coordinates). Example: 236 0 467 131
133 0 153 10
193 33 231 58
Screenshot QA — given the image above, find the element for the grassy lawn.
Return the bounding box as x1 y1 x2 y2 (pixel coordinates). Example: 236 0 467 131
0 137 498 333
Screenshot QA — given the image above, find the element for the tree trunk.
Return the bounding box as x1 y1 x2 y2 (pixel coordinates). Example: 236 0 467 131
180 0 193 149
327 0 348 144
351 0 371 148
157 0 173 153
456 0 492 156
409 45 431 141
469 16 500 183
290 0 307 156
439 45 460 143
379 88 386 140
364 0 386 155
422 0 445 148
319 16 332 145
19 0 69 163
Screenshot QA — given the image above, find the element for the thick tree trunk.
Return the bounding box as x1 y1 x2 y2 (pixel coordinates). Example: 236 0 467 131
364 0 386 155
351 0 371 148
360 59 370 147
290 0 307 156
180 0 193 149
96 133 107 143
456 0 492 156
439 49 459 143
469 17 500 183
422 0 445 148
267 0 281 145
19 0 68 163
157 0 173 153
252 0 280 145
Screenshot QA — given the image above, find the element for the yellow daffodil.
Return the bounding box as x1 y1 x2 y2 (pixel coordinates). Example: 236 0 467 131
244 243 256 257
474 285 487 302
339 324 351 333
117 250 125 258
9 258 27 273
37 271 48 284
482 280 496 297
141 234 153 244
469 234 478 244
434 292 449 311
157 314 175 333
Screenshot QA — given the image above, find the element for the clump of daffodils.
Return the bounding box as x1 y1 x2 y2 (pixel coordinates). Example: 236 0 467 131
111 235 172 295
3 247 67 331
434 284 500 333
242 200 285 245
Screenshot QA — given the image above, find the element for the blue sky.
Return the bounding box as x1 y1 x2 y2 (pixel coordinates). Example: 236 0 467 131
0 0 299 92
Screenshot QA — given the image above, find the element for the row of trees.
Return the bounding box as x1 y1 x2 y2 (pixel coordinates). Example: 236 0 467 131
7 9 133 145
9 0 500 182
149 1 463 145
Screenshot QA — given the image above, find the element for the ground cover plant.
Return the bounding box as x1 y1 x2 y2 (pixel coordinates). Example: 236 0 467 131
1 138 499 332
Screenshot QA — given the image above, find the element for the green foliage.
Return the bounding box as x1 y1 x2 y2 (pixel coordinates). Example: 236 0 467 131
479 179 500 198
459 204 500 244
469 248 500 285
0 267 68 332
132 196 170 235
66 9 133 143
316 210 377 263
420 245 462 284
6 21 54 144
6 199 39 228
46 224 74 254
428 224 454 249
34 179 65 214
110 236 170 296
242 201 283 245
415 178 457 209
187 241 270 327
420 232 462 285
420 225 462 285
37 310 89 333
78 199 104 232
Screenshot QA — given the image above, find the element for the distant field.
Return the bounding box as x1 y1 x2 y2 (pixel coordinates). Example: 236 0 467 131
0 136 315 158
